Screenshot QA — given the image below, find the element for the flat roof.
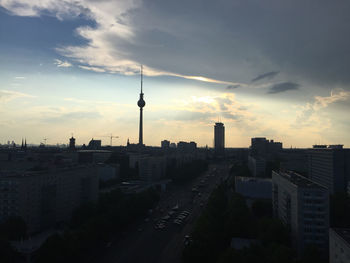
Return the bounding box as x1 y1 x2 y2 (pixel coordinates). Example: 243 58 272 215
274 170 326 189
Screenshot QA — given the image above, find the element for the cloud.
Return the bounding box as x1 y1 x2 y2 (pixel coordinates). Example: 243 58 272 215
78 65 105 72
314 89 350 110
295 89 350 125
0 90 35 102
2 0 350 90
267 82 300 94
14 76 26 79
226 85 240 90
251 71 279 82
54 59 72 68
43 111 102 123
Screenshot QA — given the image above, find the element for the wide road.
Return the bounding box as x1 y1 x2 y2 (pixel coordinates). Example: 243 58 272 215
94 163 229 263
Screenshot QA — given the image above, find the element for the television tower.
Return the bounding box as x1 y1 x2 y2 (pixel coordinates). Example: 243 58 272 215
137 65 146 146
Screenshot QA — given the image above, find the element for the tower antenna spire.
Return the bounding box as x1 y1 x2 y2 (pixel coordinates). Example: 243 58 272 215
141 64 143 94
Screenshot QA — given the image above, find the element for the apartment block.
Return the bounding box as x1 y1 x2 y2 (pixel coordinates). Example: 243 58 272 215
308 145 350 194
272 170 329 254
0 165 99 233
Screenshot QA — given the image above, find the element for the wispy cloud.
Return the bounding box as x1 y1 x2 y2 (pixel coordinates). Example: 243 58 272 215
54 59 72 68
295 89 350 126
252 71 279 82
14 76 26 79
78 65 105 73
226 85 241 90
268 82 300 94
0 90 35 102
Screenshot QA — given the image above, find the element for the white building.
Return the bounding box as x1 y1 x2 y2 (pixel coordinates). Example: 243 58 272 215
329 228 350 263
272 170 329 255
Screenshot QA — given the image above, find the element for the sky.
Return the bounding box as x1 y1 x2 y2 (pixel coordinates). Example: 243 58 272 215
0 0 349 148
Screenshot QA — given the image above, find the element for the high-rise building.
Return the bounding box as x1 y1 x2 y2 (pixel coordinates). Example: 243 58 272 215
137 65 146 146
161 140 170 149
251 137 282 158
177 141 197 152
308 145 350 194
272 170 329 255
214 122 225 154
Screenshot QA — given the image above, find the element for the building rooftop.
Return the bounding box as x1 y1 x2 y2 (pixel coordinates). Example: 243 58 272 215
275 170 327 189
311 144 346 150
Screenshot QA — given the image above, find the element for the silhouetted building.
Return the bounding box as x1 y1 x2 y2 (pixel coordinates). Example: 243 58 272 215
251 137 282 158
161 140 170 149
88 139 101 150
279 149 308 175
137 65 146 146
78 150 111 163
20 138 27 151
272 170 329 255
177 141 197 152
329 228 350 263
69 136 76 150
214 122 225 155
308 145 350 194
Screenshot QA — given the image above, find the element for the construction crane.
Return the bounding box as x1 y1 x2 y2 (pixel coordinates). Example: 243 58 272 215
98 134 119 146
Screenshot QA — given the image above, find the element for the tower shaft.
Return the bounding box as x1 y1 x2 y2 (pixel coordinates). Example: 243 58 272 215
139 107 143 145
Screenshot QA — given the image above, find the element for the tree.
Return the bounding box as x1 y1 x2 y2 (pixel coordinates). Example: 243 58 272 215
330 192 350 228
0 216 27 240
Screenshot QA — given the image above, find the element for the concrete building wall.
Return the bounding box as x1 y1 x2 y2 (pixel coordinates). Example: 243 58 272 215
272 171 329 255
0 166 98 233
309 148 350 194
248 155 266 177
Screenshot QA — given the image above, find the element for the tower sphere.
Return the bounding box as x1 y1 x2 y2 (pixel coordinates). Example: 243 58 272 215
138 98 145 108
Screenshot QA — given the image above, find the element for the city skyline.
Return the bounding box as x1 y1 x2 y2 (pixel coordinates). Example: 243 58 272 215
1 1 350 148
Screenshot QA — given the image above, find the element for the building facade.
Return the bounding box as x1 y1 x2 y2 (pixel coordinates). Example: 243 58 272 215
308 145 350 194
248 155 266 177
0 165 99 233
250 137 282 158
214 122 225 154
272 170 329 255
